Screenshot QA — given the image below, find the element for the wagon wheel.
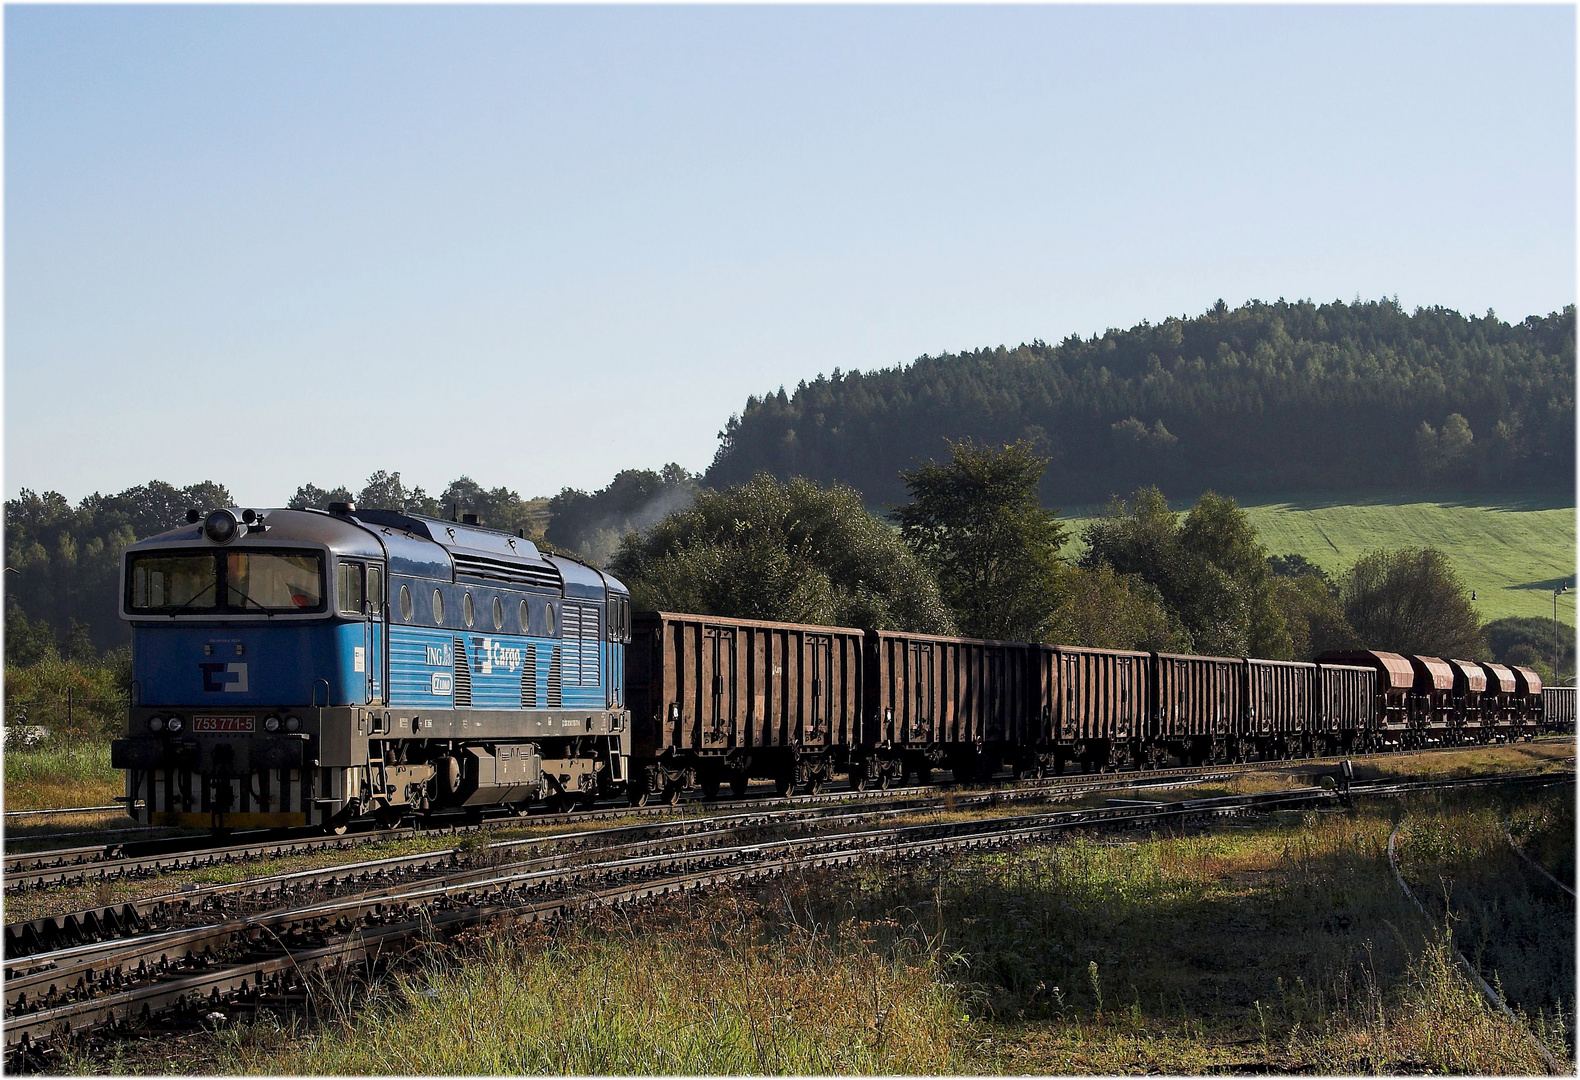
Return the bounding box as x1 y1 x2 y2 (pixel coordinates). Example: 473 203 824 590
661 784 682 806
700 776 722 800
730 774 750 798
804 774 823 796
851 771 870 792
877 771 893 790
629 788 651 808
913 766 932 786
775 772 797 797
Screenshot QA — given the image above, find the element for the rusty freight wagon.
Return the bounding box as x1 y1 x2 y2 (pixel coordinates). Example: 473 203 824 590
626 612 863 801
863 631 1035 785
1478 662 1520 735
1150 652 1243 765
1542 685 1576 733
1317 650 1414 748
1037 645 1152 771
1510 666 1544 735
1316 661 1374 752
1405 655 1456 745
1245 659 1318 756
1447 659 1489 738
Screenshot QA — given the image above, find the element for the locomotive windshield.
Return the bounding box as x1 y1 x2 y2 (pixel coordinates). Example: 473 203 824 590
127 550 325 615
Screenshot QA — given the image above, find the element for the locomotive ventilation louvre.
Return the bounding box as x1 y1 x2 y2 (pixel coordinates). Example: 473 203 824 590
452 636 472 707
547 644 562 707
452 551 562 590
520 643 538 707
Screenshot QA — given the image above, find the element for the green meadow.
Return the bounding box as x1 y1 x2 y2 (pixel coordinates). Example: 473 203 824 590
1059 492 1576 626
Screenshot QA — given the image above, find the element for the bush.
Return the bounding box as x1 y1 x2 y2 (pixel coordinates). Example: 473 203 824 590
613 474 953 633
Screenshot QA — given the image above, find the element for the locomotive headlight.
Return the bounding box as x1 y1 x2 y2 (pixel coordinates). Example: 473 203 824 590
203 509 239 545
263 715 281 733
148 716 166 732
284 715 301 733
165 716 184 733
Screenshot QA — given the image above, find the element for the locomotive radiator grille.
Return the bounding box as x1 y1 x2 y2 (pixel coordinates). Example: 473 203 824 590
453 636 473 707
520 643 539 707
548 644 562 707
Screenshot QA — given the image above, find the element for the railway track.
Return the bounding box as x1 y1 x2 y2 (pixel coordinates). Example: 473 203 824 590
5 767 1570 1065
10 737 1565 889
2 765 1232 889
5 771 1218 957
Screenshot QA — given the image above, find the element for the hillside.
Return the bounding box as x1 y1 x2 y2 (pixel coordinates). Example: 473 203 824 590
708 298 1575 506
1061 492 1576 626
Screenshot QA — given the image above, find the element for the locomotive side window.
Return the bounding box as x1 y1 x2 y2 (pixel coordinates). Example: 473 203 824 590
337 562 364 615
400 584 413 622
518 598 529 633
432 588 445 624
367 566 383 615
463 591 475 628
545 602 557 637
492 596 504 631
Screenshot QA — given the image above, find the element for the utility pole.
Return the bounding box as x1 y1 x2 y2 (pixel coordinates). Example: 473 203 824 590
1555 582 1570 684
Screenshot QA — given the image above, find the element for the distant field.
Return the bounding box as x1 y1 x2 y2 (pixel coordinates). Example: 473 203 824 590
1059 491 1576 626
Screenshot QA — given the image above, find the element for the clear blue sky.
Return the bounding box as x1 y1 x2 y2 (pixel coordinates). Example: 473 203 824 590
6 5 1574 508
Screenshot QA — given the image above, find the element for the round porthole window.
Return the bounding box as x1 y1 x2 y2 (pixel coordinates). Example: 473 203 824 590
463 592 475 628
492 596 504 631
545 602 557 636
432 589 445 624
399 584 413 622
519 599 530 633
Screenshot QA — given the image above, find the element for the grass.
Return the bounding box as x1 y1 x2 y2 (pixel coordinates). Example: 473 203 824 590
2 738 121 812
96 779 1571 1075
1395 792 1576 1058
1059 491 1576 625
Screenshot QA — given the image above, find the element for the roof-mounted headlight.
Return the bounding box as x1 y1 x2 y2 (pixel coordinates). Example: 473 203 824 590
204 509 239 545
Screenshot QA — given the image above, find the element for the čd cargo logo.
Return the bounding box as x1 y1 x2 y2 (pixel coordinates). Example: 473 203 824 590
200 662 249 693
477 637 522 675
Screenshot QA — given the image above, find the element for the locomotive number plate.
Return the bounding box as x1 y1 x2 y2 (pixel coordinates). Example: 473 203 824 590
192 716 255 733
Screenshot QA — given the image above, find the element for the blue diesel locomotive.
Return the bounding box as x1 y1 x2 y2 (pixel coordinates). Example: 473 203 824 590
111 504 632 830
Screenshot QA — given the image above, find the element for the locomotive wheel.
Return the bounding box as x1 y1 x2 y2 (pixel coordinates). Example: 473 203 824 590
730 775 750 797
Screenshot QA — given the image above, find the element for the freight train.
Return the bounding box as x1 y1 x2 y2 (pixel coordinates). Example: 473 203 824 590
111 504 1569 830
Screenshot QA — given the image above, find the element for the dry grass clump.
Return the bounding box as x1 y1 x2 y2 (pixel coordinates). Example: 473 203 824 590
3 738 121 810
212 898 968 1075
